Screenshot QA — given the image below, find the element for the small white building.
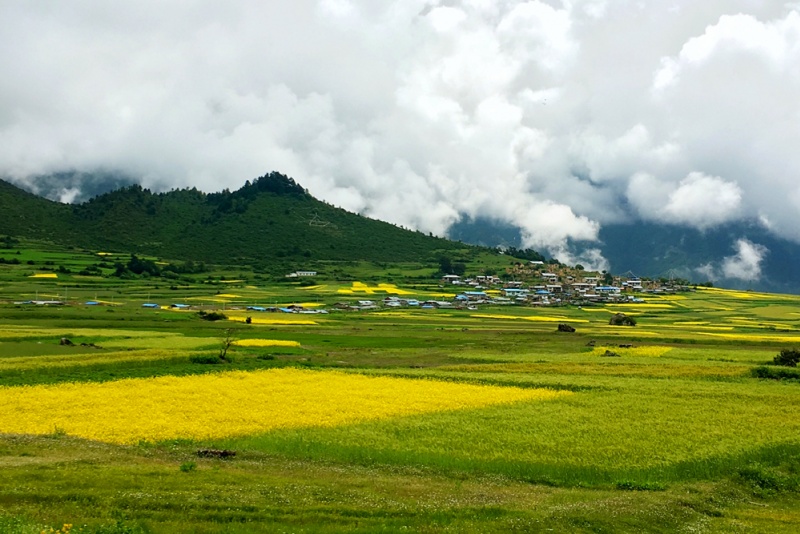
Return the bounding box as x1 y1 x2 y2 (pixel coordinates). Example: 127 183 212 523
286 270 317 277
541 272 558 283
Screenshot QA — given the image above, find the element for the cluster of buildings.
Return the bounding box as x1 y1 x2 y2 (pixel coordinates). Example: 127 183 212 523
440 267 687 308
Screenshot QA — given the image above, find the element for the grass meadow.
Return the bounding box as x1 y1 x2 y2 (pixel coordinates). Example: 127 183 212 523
1 243 800 532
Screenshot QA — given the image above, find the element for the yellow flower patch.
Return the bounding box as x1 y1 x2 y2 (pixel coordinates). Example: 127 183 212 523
101 336 217 350
377 283 414 295
227 315 318 326
591 346 673 358
29 273 58 279
695 332 800 343
472 314 590 323
0 348 192 372
337 282 413 295
0 327 182 339
233 339 301 348
0 369 570 444
606 303 674 309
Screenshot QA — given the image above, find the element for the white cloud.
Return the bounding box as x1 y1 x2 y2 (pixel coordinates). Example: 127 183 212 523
661 172 742 228
1 1 800 255
695 263 718 282
721 239 768 281
427 7 468 33
694 238 768 283
627 172 742 228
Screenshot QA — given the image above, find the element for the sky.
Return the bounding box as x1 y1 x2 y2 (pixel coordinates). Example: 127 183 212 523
1 1 799 274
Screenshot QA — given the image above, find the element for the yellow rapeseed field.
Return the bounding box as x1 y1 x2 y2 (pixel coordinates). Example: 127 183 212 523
0 327 184 339
606 303 674 309
472 314 590 323
233 339 301 348
336 282 414 295
0 369 570 444
227 315 318 326
0 348 190 371
695 332 800 342
28 273 58 279
591 346 673 358
101 336 217 350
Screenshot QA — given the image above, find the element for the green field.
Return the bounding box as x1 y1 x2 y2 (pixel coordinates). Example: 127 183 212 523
1 243 800 532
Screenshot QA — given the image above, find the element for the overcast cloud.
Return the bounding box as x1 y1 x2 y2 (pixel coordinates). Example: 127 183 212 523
696 238 769 283
1 1 798 269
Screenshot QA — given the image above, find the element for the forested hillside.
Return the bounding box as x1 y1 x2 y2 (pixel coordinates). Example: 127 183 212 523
1 172 466 267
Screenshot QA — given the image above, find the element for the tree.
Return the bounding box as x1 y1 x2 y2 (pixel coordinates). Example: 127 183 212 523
774 348 800 367
218 328 235 362
438 256 453 275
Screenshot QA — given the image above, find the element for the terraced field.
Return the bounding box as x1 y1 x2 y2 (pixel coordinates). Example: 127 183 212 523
1 244 799 532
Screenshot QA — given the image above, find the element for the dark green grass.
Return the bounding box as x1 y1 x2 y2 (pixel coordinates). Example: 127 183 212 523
0 434 788 534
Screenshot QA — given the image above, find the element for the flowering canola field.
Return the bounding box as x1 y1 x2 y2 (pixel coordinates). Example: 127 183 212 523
234 339 301 347
590 345 673 357
0 368 568 445
226 315 318 325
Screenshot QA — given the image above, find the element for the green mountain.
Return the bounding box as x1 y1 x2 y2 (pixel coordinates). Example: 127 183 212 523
1 172 465 268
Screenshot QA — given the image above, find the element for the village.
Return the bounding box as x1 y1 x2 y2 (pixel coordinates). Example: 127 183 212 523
12 262 691 314
329 261 692 312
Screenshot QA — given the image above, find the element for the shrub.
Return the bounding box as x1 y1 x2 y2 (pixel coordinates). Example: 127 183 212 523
609 313 636 326
751 366 800 380
615 480 665 491
197 310 227 321
737 463 799 497
774 348 800 367
189 354 223 364
179 461 196 472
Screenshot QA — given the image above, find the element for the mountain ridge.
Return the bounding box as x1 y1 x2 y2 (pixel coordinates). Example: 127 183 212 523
0 172 469 271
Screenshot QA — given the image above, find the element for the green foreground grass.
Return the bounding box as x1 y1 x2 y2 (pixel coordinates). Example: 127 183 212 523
2 243 800 532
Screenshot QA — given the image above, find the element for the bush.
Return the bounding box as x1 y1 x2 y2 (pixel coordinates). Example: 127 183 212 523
774 348 800 367
615 480 665 491
737 463 799 497
197 310 227 321
179 461 197 472
189 354 224 364
751 366 800 380
609 313 636 326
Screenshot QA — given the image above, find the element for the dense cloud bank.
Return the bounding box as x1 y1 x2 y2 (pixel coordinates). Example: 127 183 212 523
2 1 799 272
